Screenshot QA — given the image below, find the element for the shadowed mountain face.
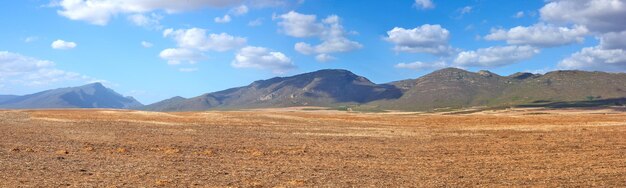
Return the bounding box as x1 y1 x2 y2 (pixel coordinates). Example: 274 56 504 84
140 69 403 111
0 83 143 109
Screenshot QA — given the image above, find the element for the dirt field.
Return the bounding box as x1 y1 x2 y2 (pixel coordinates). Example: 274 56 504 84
1 108 625 187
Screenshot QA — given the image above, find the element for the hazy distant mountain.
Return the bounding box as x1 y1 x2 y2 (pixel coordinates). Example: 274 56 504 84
140 69 402 111
0 95 18 104
0 83 143 109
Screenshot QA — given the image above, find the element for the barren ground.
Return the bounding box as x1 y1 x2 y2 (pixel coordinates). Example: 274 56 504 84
1 108 625 187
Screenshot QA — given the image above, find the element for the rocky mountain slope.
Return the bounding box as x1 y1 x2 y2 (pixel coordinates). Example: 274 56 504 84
376 68 626 110
140 69 402 111
4 68 626 111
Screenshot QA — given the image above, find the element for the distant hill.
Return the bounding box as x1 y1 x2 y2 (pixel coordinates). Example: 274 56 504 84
139 69 402 111
6 68 626 111
143 68 626 112
0 95 18 104
375 68 626 111
0 83 143 109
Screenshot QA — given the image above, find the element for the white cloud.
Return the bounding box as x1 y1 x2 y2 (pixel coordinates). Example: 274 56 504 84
159 48 205 65
128 13 162 29
160 28 245 65
385 24 455 56
213 5 248 24
178 68 199 72
454 45 540 67
232 46 295 74
600 31 626 50
229 5 248 16
51 39 77 50
214 15 232 23
460 6 472 15
163 28 246 52
141 41 153 48
558 46 626 71
395 61 447 71
247 0 298 8
485 23 588 47
540 0 626 33
514 11 525 18
0 51 93 87
315 54 335 62
276 11 362 62
55 0 242 25
248 18 263 26
24 36 38 43
276 11 324 38
414 0 435 9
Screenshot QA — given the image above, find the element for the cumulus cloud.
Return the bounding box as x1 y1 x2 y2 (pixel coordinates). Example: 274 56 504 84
0 51 93 87
385 24 455 56
558 46 626 71
160 28 245 66
24 36 38 43
159 48 205 65
178 68 199 72
141 41 153 48
558 31 626 71
514 11 525 18
54 0 242 25
232 46 295 74
213 5 249 24
128 13 163 29
540 0 626 33
600 31 626 50
51 39 77 50
248 18 263 26
485 23 588 47
229 5 249 16
276 11 362 62
395 61 447 71
460 6 472 14
414 0 435 9
535 0 626 71
214 15 232 23
276 11 324 37
315 54 336 62
454 45 540 67
163 28 246 52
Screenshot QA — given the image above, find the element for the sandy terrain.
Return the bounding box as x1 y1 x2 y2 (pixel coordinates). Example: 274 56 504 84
1 108 625 187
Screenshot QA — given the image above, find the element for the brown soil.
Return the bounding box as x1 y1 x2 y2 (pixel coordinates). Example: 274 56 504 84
1 108 625 187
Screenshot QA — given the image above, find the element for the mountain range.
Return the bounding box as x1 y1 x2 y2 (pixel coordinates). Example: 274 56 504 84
2 68 626 111
0 83 142 109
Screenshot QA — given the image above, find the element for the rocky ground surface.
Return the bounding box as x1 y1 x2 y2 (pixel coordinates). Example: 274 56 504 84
1 108 625 187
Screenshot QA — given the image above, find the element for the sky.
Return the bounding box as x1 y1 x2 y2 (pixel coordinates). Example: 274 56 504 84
1 0 625 104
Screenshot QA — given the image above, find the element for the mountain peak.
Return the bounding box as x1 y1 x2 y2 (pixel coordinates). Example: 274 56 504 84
477 70 499 77
508 72 537 80
85 82 104 87
306 69 358 78
434 67 468 73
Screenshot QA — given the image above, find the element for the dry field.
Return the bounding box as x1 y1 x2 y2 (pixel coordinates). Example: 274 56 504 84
1 108 625 187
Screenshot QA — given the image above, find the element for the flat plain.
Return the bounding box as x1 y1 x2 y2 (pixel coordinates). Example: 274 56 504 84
1 107 625 187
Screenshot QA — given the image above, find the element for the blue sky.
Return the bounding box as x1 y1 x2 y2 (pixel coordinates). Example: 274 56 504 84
1 0 625 104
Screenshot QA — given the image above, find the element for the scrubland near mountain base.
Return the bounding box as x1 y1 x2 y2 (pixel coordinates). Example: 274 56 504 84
1 108 625 187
